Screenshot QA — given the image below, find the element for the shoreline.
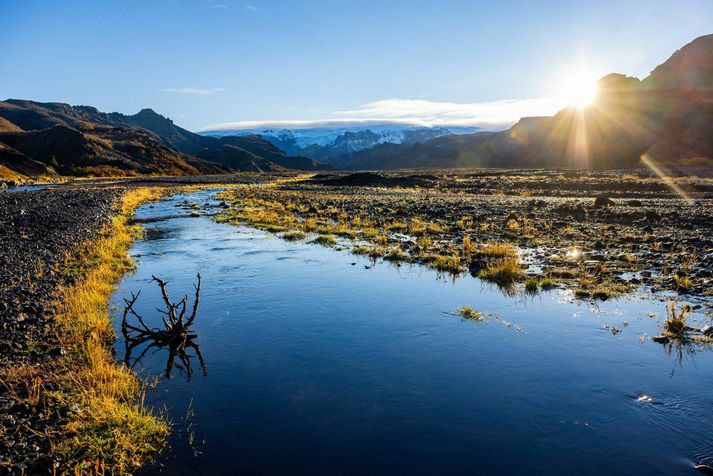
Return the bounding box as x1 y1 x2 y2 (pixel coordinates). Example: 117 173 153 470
0 186 168 473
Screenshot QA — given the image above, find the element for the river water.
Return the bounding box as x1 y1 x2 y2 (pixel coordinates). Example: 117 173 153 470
110 189 713 475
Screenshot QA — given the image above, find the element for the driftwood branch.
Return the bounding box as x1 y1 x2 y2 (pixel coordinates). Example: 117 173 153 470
121 273 206 379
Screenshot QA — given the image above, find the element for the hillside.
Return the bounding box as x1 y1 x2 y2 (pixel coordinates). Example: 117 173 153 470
0 101 329 181
346 34 713 170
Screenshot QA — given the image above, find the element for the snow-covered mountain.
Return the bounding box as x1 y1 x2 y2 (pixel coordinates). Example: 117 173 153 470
201 124 478 165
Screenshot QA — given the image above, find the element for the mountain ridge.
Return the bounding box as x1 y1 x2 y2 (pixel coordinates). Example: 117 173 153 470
0 101 330 180
342 34 713 170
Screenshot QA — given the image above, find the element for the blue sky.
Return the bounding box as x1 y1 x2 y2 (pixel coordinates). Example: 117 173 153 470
2 0 712 131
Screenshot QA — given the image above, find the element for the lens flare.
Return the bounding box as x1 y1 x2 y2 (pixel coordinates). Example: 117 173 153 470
556 69 600 109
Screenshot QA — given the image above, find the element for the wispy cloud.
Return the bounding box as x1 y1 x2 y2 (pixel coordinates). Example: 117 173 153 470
158 87 227 95
335 98 562 128
200 96 565 131
245 4 258 12
211 3 228 8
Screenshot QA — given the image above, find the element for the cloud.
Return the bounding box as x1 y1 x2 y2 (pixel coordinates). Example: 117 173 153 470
245 4 258 12
158 87 227 95
335 98 562 128
211 3 228 8
201 118 425 131
200 96 566 131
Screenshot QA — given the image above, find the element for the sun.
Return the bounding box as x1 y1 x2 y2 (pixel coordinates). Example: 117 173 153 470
556 69 599 109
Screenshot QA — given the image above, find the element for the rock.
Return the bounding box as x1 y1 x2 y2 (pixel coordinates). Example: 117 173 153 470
652 335 670 343
594 195 614 208
574 204 586 221
701 325 713 337
645 210 661 222
695 464 713 475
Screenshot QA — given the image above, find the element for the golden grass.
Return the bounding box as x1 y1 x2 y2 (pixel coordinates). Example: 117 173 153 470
425 253 462 273
457 306 484 320
477 242 517 259
311 234 337 246
51 187 170 473
478 256 524 286
282 230 306 241
673 274 693 292
0 164 24 181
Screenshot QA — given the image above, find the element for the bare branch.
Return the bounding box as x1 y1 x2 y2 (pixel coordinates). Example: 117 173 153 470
186 273 202 326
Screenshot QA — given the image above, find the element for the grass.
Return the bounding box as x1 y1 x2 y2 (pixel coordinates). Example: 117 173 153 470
457 306 484 320
425 253 462 273
673 274 693 292
539 277 557 289
282 230 306 241
478 256 524 287
574 275 632 300
50 187 170 473
524 277 539 293
311 234 337 246
461 235 477 256
477 242 517 259
383 246 408 262
662 301 691 339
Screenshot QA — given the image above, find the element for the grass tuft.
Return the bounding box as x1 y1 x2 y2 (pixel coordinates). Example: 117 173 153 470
282 230 306 241
311 234 338 246
524 277 539 293
478 256 523 287
457 306 484 320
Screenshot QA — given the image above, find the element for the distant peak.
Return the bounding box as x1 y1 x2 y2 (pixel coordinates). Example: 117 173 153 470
136 108 159 116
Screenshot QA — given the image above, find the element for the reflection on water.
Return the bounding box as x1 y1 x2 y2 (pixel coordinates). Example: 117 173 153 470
120 274 207 381
111 189 713 476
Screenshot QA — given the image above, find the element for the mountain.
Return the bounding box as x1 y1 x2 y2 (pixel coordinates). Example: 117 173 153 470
202 124 478 166
0 100 329 180
345 34 713 170
103 108 328 171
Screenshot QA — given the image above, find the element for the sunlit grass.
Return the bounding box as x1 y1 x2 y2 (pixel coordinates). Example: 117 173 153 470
457 306 484 320
478 256 523 287
51 187 170 472
311 234 338 246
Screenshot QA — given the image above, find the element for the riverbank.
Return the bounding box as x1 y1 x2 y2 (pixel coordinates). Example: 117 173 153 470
0 186 168 473
215 169 713 302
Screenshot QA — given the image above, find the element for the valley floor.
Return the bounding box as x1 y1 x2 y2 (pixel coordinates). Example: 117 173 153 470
1 167 712 472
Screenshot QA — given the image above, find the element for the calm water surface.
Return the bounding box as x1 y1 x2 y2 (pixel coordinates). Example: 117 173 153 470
110 190 713 475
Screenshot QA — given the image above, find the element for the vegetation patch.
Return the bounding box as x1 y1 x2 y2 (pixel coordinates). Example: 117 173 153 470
478 256 524 287
282 230 306 241
311 234 338 246
51 188 170 472
457 306 485 320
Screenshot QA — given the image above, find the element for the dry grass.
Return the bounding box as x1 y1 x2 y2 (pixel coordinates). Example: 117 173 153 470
478 256 524 287
457 306 484 320
662 301 691 339
311 234 337 246
50 187 170 473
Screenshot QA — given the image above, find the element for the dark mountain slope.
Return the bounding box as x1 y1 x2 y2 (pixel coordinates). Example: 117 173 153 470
102 108 328 170
0 142 56 178
0 100 329 178
0 125 202 176
197 145 287 172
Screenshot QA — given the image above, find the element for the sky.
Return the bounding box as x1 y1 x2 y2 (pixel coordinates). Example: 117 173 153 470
2 0 713 131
